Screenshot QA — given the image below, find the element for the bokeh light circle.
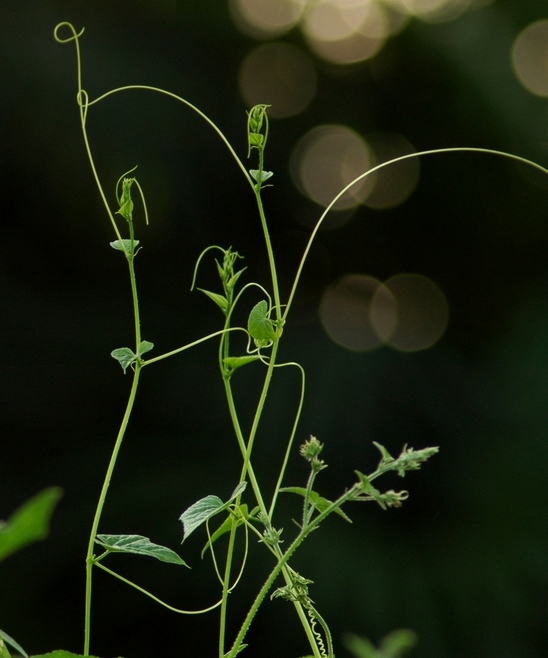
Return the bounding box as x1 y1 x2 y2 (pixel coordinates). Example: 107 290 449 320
302 0 389 64
290 125 375 214
239 43 317 118
383 274 448 351
511 20 548 97
319 275 396 351
229 0 306 38
364 132 420 209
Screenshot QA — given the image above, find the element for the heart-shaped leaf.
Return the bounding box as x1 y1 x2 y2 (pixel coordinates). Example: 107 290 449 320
248 300 277 342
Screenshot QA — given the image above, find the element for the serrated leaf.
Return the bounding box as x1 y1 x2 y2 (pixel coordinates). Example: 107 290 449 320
248 300 277 342
137 340 154 356
280 487 352 523
198 288 228 314
110 347 136 373
95 534 188 566
223 355 260 374
110 239 139 251
180 483 247 542
0 488 63 562
29 653 101 658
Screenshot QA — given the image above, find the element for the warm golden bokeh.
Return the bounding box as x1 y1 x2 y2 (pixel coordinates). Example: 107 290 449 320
319 273 448 352
511 19 548 97
290 125 375 217
239 43 317 117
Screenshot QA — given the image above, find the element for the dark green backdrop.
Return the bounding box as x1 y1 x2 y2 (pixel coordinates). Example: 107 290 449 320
1 1 548 657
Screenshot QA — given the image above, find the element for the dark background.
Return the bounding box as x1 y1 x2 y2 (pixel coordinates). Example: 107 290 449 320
2 1 548 657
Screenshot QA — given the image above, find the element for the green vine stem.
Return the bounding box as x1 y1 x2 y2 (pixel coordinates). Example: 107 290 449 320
53 21 449 658
284 147 548 322
83 364 141 655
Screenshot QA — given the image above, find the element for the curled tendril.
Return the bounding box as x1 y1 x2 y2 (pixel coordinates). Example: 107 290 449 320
53 22 84 43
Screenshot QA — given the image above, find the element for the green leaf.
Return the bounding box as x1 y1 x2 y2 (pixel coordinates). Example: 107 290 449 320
180 482 247 542
249 170 273 183
201 513 232 558
280 487 352 523
225 268 246 291
201 503 258 558
110 347 136 373
373 441 395 466
230 481 247 499
110 239 139 251
0 630 26 658
137 340 154 356
223 355 260 374
343 629 417 658
379 629 418 656
355 471 379 496
29 652 101 658
0 488 62 562
248 300 277 342
180 495 224 542
198 288 228 314
95 534 188 566
0 638 12 658
343 634 377 658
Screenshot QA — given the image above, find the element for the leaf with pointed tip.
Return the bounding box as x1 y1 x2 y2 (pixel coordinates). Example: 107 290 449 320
355 471 378 496
180 483 247 542
95 534 188 566
0 639 11 658
110 347 136 373
225 268 246 291
373 441 395 466
198 288 228 314
280 487 352 522
223 355 260 374
180 496 223 542
0 488 63 562
0 630 25 658
248 300 277 342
